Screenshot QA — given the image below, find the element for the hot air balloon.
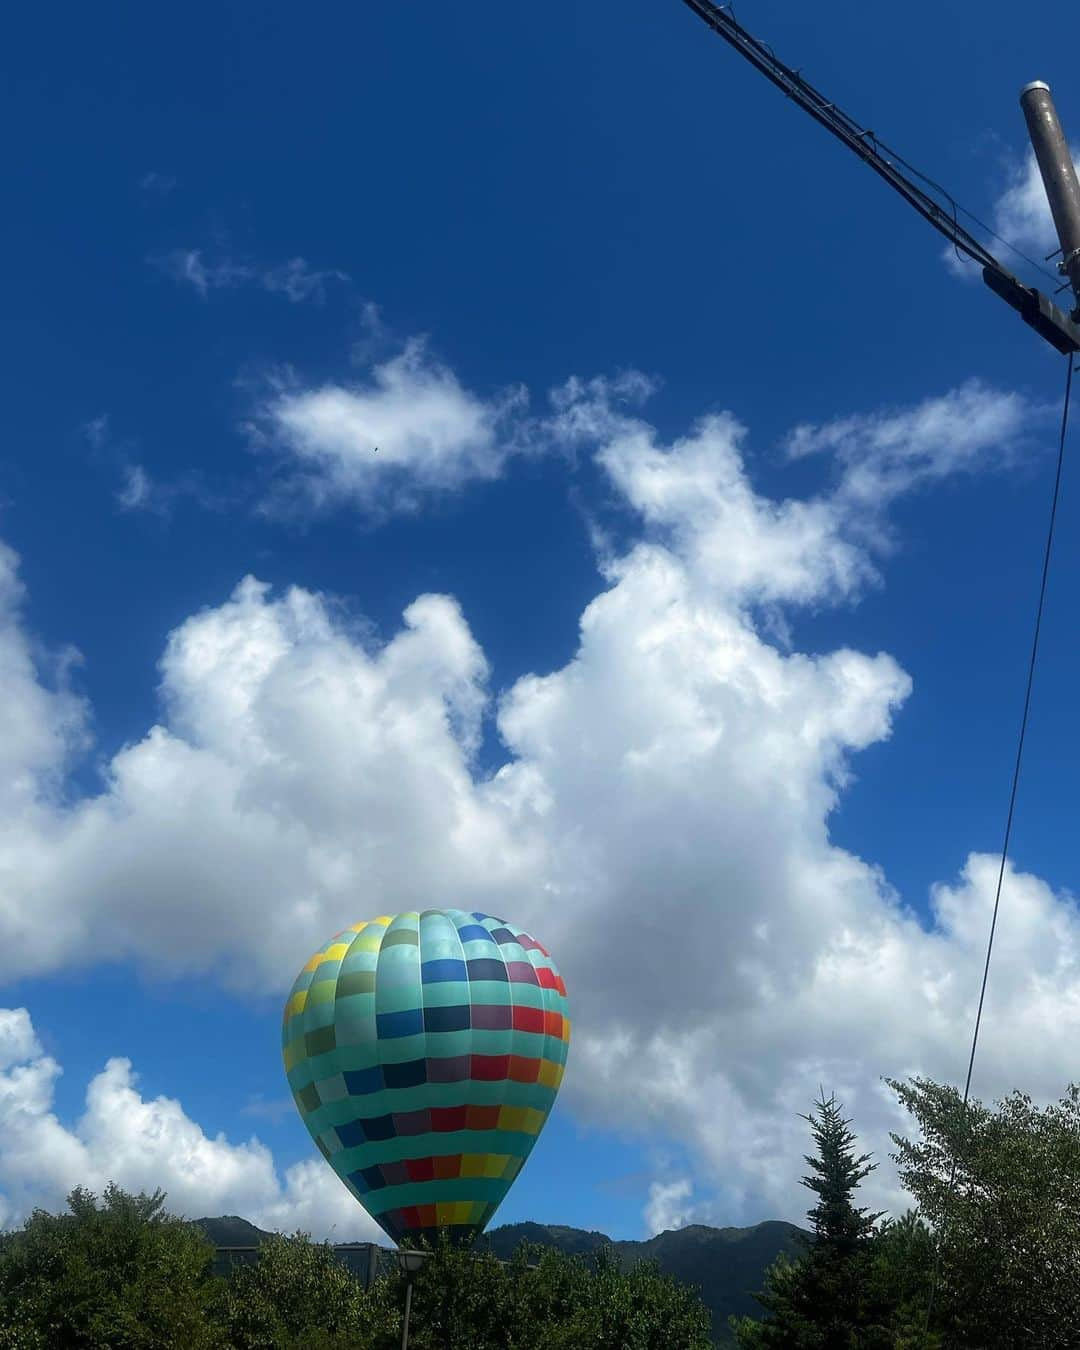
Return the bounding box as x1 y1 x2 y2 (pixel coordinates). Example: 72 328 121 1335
282 908 570 1247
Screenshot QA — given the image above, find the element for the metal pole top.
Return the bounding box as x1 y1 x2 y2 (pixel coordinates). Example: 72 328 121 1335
1021 80 1051 98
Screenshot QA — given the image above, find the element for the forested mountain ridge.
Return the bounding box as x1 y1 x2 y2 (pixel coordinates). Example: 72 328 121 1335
193 1214 808 1345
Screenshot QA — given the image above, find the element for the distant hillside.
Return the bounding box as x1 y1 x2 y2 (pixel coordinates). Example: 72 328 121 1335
192 1213 806 1344
483 1219 807 1343
193 1215 273 1248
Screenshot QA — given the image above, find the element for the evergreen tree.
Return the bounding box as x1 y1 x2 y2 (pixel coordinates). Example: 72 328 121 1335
731 1089 888 1349
798 1088 885 1258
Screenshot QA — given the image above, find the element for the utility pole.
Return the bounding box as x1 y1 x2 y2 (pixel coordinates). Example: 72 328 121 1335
1021 82 1080 320
678 0 1080 354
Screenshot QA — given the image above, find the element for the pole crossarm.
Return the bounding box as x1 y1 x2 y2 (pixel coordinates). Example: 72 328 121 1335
677 0 1080 353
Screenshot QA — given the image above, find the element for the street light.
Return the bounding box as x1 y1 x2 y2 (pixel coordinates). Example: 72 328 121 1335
396 1247 428 1350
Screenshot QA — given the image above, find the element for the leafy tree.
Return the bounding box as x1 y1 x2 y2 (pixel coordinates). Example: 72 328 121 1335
885 1074 1080 1348
547 1244 713 1350
500 1242 589 1338
0 1183 224 1349
379 1233 511 1350
730 1090 888 1349
214 1229 398 1350
374 1233 711 1350
860 1210 940 1350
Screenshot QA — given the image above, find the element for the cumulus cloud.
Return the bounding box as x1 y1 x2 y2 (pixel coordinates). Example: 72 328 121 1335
152 249 348 303
254 339 529 516
0 1009 379 1239
0 375 1074 1233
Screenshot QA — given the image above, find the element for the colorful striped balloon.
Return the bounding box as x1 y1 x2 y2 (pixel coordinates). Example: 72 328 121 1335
282 909 570 1246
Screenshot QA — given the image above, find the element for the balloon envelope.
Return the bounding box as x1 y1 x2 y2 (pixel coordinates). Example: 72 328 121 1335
282 908 569 1246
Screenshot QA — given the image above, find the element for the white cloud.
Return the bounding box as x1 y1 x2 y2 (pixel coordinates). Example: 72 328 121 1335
644 1178 694 1236
115 465 159 513
256 339 529 516
0 376 1075 1235
153 250 347 303
993 150 1063 257
82 417 225 518
0 1008 379 1240
83 415 110 451
786 380 1034 508
0 543 88 821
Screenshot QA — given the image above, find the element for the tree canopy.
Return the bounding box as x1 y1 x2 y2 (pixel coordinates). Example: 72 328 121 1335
0 1185 712 1349
885 1074 1080 1348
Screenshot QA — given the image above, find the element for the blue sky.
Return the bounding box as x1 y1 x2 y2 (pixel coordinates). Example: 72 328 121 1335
2 0 1080 1243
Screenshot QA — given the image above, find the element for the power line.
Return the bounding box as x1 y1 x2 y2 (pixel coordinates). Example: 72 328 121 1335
678 0 1001 273
920 353 1074 1335
677 0 1080 354
674 2 1080 1331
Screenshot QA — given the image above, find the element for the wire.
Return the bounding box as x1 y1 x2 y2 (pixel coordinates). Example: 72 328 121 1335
676 0 1076 1327
875 140 1060 285
677 0 1059 289
920 353 1074 1336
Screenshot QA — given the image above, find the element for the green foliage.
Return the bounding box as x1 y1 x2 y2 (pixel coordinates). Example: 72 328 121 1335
885 1074 1080 1348
376 1232 711 1350
550 1245 713 1350
0 1183 225 1349
798 1090 885 1259
0 1183 713 1349
381 1233 511 1350
730 1090 890 1349
214 1230 398 1350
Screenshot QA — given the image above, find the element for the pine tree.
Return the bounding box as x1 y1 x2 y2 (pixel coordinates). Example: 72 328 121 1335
732 1089 889 1349
798 1087 885 1259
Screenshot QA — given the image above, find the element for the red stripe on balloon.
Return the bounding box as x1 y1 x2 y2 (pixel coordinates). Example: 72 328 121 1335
405 1157 435 1183
431 1105 468 1132
470 1054 510 1080
511 1005 545 1034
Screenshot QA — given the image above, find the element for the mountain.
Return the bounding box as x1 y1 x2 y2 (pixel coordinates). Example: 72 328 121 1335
192 1213 807 1344
483 1219 808 1343
193 1215 273 1248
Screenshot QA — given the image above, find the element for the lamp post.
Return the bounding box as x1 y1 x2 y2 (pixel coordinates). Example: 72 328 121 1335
396 1247 427 1350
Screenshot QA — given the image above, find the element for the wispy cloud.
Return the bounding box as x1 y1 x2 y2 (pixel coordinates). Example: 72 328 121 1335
115 465 161 514
239 1094 296 1124
786 380 1038 508
943 146 1079 283
82 415 110 451
82 417 226 519
151 249 348 304
139 171 176 196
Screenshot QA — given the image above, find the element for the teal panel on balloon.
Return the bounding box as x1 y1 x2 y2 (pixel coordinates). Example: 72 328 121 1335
283 908 569 1246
